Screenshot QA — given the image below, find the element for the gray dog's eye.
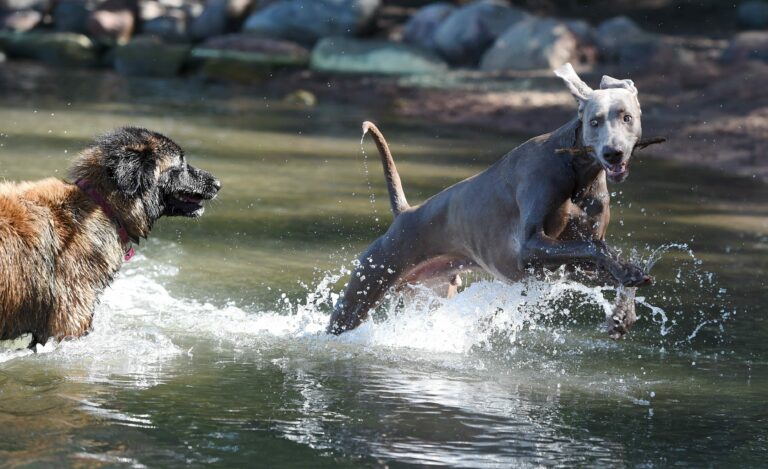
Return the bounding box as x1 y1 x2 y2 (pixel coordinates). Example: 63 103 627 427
624 114 633 123
589 119 599 128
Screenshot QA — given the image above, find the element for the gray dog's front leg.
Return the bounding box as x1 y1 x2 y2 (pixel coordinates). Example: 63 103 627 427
521 235 650 287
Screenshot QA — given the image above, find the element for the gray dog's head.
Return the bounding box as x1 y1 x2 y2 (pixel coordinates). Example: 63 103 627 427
554 63 642 183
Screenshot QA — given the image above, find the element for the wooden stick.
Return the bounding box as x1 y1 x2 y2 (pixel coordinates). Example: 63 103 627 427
555 136 667 156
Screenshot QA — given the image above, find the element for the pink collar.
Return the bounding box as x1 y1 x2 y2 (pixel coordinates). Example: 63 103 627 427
75 179 135 261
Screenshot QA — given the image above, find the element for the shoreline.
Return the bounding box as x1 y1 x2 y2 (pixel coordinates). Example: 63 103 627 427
2 57 768 184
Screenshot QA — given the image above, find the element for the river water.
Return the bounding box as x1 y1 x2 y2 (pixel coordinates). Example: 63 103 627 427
0 65 766 467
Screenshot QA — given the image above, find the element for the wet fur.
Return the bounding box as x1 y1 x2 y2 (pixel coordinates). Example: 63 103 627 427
328 64 651 336
0 127 220 346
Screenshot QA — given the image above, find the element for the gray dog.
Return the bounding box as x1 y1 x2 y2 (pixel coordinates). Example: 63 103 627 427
328 63 652 338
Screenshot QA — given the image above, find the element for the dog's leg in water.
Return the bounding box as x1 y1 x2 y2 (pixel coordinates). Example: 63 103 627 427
607 286 637 339
446 274 462 299
328 237 410 334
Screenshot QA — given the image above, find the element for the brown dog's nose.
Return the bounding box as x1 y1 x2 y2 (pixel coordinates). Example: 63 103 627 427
603 147 624 164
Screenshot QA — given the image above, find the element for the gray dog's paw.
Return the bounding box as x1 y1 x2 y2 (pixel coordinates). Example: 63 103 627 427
607 287 637 340
618 263 652 287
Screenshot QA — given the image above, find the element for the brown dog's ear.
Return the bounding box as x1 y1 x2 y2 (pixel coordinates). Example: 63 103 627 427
554 63 593 117
104 133 158 197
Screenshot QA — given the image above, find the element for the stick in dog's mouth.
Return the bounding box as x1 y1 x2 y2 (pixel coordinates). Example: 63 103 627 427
555 136 667 156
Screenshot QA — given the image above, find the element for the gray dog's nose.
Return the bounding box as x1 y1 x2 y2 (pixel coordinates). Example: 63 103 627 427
602 147 624 164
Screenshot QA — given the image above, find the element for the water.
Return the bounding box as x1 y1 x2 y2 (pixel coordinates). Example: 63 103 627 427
1 64 767 467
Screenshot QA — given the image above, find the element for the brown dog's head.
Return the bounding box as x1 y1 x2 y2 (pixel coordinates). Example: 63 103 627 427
69 127 221 239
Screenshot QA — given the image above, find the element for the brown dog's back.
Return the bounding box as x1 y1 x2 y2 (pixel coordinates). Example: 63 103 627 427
0 178 122 343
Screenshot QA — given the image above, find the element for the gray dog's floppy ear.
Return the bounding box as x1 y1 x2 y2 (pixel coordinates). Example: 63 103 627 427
600 75 638 96
554 63 593 115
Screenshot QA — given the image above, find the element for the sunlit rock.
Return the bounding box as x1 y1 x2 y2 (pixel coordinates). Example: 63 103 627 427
310 37 447 75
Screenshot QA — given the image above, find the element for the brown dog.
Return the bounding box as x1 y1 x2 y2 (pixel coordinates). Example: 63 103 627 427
0 127 220 346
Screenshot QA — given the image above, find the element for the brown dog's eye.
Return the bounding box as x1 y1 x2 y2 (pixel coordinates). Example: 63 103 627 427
589 119 599 127
624 114 633 123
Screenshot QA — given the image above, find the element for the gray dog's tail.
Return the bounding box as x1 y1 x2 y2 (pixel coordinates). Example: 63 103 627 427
362 121 409 216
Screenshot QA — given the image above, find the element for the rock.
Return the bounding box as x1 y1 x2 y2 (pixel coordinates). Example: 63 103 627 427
402 2 454 51
0 31 97 66
283 89 316 106
87 0 138 44
310 37 447 75
1 9 42 32
242 0 380 46
190 34 308 82
432 0 528 66
737 1 768 29
142 9 187 41
596 16 661 65
722 31 768 63
189 0 252 41
139 0 165 22
480 17 597 71
53 0 90 33
0 0 49 11
114 35 190 76
0 50 5 62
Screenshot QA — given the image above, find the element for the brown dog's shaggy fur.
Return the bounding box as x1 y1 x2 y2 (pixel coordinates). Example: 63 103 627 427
0 127 220 346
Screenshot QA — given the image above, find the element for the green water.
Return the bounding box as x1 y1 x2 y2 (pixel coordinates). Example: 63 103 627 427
0 65 766 467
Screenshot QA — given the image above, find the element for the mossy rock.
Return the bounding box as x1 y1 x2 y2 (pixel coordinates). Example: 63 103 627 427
0 31 97 67
114 36 191 77
189 47 308 83
310 37 447 75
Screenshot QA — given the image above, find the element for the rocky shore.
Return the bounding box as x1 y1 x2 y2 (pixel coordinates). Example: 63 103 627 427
2 0 768 181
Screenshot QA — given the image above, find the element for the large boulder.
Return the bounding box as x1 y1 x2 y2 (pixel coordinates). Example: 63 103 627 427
190 34 308 82
1 9 42 32
142 9 187 41
53 0 90 33
114 35 190 76
0 0 49 11
480 17 597 71
596 16 661 65
737 1 768 29
310 36 447 75
189 0 252 41
87 0 138 44
0 31 97 66
722 31 768 63
242 0 380 46
432 0 528 66
401 2 454 51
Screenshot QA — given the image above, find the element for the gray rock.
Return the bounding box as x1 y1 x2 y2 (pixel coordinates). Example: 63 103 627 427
480 17 597 71
87 0 138 44
432 0 528 66
1 9 42 32
142 9 187 41
0 0 49 11
54 0 90 33
189 0 252 41
242 0 380 46
402 2 454 51
0 31 97 66
191 34 308 82
114 35 190 75
596 15 661 65
310 37 447 75
722 31 768 63
139 0 165 22
737 1 768 29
